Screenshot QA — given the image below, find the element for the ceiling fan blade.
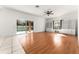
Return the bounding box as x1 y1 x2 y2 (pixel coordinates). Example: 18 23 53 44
50 11 53 12
51 13 54 15
42 13 47 16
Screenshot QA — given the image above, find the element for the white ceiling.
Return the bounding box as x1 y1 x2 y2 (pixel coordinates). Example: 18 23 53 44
3 5 77 18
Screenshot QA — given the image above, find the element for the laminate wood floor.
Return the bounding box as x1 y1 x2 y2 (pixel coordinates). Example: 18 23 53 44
21 32 78 54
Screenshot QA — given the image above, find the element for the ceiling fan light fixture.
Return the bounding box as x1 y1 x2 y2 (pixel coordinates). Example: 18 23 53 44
35 5 40 8
44 9 54 16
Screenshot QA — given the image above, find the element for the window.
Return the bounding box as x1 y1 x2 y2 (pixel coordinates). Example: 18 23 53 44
17 20 34 32
17 20 26 32
53 20 62 29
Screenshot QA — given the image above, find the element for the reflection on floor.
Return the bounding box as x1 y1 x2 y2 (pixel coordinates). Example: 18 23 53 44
21 32 78 54
0 35 25 54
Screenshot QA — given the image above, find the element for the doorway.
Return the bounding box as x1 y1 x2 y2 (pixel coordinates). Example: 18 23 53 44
26 21 34 32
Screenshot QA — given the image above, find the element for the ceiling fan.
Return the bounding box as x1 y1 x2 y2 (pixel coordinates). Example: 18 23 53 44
44 9 54 16
35 5 54 16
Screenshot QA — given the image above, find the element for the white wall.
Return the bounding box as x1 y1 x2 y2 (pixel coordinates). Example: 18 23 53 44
60 10 77 20
0 8 5 36
0 7 45 37
59 10 77 35
34 17 45 32
0 8 17 37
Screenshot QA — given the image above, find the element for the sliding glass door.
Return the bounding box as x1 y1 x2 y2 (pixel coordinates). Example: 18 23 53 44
17 20 34 34
17 20 26 34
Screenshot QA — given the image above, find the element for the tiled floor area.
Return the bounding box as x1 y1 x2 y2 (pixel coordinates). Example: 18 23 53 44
0 34 25 54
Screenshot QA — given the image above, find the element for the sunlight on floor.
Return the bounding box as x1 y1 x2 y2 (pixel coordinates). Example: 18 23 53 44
53 34 66 47
27 31 34 45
